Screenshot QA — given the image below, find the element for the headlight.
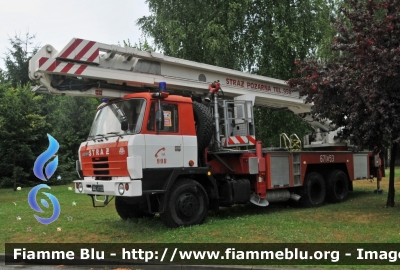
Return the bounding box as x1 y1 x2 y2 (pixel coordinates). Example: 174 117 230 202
118 183 125 195
78 182 83 193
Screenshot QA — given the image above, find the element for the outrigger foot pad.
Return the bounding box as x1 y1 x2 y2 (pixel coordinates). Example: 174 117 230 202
250 193 269 207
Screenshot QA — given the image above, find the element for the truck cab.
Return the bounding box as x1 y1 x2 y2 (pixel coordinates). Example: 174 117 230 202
75 92 198 198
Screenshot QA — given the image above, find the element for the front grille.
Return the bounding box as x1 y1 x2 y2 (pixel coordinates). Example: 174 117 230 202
82 152 127 179
92 157 110 176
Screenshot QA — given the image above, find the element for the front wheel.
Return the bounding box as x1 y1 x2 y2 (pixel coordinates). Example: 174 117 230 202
299 172 326 207
160 179 209 228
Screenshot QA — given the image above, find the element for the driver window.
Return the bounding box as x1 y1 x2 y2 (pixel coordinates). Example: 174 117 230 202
147 102 179 133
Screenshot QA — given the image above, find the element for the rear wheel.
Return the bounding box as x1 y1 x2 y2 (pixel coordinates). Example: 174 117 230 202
299 172 326 207
115 197 154 219
326 170 349 203
160 179 209 228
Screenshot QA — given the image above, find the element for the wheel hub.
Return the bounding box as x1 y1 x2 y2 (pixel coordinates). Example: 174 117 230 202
177 193 199 217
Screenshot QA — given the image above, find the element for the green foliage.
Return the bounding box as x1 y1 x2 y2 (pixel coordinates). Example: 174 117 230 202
254 109 311 148
121 37 155 51
244 0 337 79
315 0 345 61
138 0 250 70
0 34 100 188
0 83 48 188
47 96 99 183
34 93 99 184
138 0 337 77
3 33 38 87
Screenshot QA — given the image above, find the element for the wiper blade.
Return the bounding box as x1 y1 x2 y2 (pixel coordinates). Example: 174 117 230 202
95 134 105 137
106 131 124 138
93 134 108 141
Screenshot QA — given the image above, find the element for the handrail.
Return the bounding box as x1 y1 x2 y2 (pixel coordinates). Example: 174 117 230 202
280 133 291 149
290 134 302 151
280 133 302 151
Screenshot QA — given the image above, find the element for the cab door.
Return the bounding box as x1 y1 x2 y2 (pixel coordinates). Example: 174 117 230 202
144 101 184 168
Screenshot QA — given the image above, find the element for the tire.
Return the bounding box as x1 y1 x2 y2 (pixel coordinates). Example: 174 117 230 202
326 170 349 203
160 179 209 228
299 172 326 207
115 197 154 219
193 102 213 152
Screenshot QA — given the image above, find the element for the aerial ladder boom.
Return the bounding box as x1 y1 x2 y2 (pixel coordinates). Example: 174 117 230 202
29 38 347 148
29 38 311 114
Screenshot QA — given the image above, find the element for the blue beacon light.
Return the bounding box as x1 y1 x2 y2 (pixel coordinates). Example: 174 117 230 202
159 82 167 92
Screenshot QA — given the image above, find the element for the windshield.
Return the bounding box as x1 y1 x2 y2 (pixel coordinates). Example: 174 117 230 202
88 98 146 139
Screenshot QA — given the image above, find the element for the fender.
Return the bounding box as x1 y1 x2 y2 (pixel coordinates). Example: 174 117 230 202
158 167 219 213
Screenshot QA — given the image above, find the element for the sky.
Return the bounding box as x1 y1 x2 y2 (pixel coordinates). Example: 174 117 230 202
0 0 150 70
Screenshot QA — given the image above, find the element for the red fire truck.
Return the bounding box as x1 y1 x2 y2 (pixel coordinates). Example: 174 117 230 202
29 38 383 227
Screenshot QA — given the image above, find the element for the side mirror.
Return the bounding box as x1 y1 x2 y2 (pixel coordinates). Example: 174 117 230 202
156 110 164 131
121 120 128 131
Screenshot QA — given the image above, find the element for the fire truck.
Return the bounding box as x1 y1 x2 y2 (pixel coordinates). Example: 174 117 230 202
29 38 383 227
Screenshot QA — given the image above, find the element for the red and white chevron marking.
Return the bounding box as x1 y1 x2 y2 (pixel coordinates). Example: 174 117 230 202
38 57 87 75
57 38 99 64
223 135 256 146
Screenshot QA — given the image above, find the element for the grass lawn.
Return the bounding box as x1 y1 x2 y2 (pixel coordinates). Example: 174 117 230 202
1 168 400 253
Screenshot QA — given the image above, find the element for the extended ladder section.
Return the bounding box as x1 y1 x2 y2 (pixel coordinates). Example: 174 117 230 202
29 38 311 114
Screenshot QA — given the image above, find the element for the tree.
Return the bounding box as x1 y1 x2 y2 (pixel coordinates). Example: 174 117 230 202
3 33 39 87
48 96 99 182
120 36 155 51
243 0 338 79
0 83 48 189
315 0 345 61
138 0 250 70
138 0 335 144
287 0 400 206
0 33 99 187
0 33 49 189
138 0 335 74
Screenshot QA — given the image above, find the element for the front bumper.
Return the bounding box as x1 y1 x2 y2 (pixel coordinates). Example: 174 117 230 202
73 179 142 197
